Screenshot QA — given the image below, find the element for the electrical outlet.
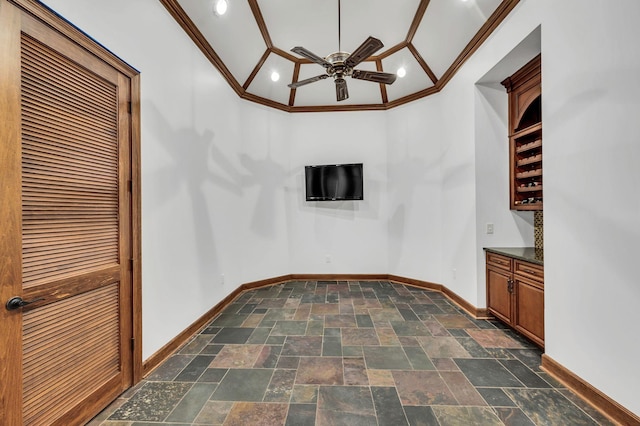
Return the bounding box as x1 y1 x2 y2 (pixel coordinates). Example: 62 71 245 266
452 268 457 279
220 274 225 285
486 223 494 234
325 255 331 263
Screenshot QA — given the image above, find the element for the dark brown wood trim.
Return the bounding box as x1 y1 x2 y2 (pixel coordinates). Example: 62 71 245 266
9 0 138 77
376 59 389 104
541 355 640 425
291 103 388 113
272 46 301 63
406 0 430 42
158 0 242 95
240 274 294 291
142 286 245 377
240 92 291 112
243 48 271 90
130 74 143 384
142 274 293 376
407 42 438 85
288 63 300 106
388 275 489 319
0 3 24 423
375 41 407 61
385 85 440 109
437 0 521 90
248 0 272 48
292 274 389 281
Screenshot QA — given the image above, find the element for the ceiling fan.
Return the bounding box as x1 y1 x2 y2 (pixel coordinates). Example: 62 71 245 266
287 0 397 102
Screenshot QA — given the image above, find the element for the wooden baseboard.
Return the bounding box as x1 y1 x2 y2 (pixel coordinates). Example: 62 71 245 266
142 275 293 376
541 354 640 425
388 274 489 319
141 273 490 375
291 273 389 281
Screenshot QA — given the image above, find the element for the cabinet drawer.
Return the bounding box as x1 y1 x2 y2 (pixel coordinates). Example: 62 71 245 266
514 260 544 283
486 252 512 270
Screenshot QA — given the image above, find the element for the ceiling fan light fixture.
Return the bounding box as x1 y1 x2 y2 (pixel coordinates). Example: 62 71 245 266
397 67 407 78
270 71 280 82
213 0 228 16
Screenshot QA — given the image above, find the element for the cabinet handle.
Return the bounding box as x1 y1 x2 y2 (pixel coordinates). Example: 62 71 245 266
521 268 537 275
507 278 514 293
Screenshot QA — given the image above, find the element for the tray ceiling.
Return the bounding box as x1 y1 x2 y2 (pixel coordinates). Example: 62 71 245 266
161 0 520 112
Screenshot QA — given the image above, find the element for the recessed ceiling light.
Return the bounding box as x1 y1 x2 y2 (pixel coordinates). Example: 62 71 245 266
397 67 407 78
271 71 280 82
213 0 228 16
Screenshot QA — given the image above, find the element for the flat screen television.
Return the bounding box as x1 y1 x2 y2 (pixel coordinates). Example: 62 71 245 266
305 163 363 201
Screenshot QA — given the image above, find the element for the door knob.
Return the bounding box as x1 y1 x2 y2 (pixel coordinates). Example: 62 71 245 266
5 296 44 311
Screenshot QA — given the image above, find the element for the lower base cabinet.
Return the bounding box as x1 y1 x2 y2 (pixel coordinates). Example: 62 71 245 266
486 251 544 348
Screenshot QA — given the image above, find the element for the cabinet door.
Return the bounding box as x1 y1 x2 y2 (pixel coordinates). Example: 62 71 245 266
514 277 544 347
487 267 512 325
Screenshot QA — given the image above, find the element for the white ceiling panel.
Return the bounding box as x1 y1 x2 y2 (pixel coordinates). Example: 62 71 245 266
260 0 338 58
178 0 266 84
382 49 435 102
338 0 421 53
412 0 502 78
246 54 296 106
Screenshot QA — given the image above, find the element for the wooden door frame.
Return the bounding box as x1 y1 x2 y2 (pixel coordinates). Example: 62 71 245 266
1 0 143 419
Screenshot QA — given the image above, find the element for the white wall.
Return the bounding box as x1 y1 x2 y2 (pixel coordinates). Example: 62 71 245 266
287 112 390 274
386 96 445 283
540 0 640 415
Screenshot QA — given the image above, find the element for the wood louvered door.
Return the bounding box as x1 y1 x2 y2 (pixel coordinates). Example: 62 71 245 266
0 3 134 425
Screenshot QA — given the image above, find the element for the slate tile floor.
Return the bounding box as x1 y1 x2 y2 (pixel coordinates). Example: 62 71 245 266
90 281 614 425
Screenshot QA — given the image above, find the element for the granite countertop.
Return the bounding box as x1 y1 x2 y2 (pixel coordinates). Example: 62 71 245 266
484 247 544 265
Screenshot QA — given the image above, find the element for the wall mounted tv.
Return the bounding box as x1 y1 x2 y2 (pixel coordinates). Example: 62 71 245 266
305 163 364 201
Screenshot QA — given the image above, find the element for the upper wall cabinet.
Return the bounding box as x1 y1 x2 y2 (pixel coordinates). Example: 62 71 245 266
502 55 542 211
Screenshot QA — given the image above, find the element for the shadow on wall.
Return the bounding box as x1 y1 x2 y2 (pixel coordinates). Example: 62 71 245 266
142 101 245 288
240 153 288 238
387 149 443 271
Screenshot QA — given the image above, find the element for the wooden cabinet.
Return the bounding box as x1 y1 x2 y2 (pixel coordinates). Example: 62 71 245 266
486 251 544 347
502 55 542 211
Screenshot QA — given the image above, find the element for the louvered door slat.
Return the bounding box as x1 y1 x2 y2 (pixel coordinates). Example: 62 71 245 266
23 126 118 160
22 285 120 425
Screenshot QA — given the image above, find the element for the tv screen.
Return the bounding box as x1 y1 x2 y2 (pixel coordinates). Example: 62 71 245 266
305 163 363 201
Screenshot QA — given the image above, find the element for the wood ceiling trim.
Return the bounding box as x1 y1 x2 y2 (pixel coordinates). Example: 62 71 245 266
376 59 389 104
386 85 440 109
291 103 388 113
243 48 270 90
288 63 300 107
158 0 520 113
241 92 290 113
272 46 301 63
248 0 272 49
407 42 438 85
9 0 138 77
158 0 243 96
406 0 430 42
437 0 521 90
375 41 407 61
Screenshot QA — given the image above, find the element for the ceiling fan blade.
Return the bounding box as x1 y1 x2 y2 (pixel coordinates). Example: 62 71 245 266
335 77 349 101
288 74 329 89
344 36 384 68
352 69 397 85
291 46 332 68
